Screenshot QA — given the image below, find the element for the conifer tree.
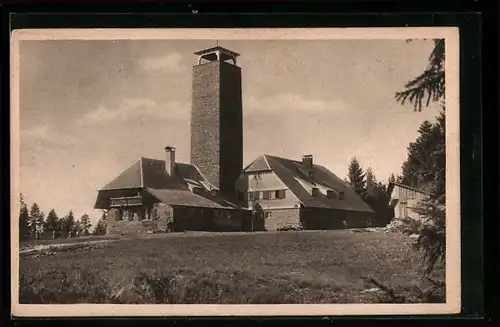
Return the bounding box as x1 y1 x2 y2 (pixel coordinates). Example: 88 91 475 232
347 157 366 196
365 167 375 191
61 210 76 237
395 39 446 276
80 214 92 236
19 194 30 241
44 209 60 236
93 212 108 236
395 39 445 111
28 203 45 239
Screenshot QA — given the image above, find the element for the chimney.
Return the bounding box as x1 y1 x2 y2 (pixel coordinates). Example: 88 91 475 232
302 155 313 169
165 146 176 176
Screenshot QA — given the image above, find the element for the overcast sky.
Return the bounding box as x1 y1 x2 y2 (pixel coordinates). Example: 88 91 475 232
18 39 441 224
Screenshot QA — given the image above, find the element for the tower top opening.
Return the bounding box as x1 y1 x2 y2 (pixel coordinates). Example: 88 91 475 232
194 46 240 65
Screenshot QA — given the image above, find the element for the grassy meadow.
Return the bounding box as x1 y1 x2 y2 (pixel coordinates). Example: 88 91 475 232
19 230 445 304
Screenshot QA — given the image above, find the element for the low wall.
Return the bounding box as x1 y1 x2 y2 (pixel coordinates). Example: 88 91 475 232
264 208 301 231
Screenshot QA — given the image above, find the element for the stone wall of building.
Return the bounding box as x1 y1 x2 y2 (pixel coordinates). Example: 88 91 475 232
191 60 243 197
264 208 301 231
191 61 221 189
106 203 174 236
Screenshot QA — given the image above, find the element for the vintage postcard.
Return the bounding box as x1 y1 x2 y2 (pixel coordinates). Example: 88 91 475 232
11 27 460 317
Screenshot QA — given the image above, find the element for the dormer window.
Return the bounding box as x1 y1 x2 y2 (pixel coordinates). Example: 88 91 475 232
193 187 202 195
311 187 320 197
339 191 345 200
327 190 336 199
211 189 218 196
253 173 262 180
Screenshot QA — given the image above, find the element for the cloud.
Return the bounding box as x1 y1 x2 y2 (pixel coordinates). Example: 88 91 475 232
77 98 190 127
138 52 186 74
21 125 76 149
243 93 351 118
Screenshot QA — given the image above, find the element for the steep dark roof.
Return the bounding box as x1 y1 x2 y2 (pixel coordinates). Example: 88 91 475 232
95 157 231 210
250 155 374 213
99 157 214 191
145 188 239 210
387 182 431 196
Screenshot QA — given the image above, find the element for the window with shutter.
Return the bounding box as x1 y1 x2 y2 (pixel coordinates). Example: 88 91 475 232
279 189 286 199
275 190 280 199
263 191 271 200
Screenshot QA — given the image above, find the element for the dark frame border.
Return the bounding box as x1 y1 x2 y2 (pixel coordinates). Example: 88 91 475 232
2 3 494 325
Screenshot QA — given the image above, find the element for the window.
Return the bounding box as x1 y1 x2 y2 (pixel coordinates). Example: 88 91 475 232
193 187 202 194
263 191 271 200
339 191 345 200
248 192 254 201
327 190 336 199
311 188 320 197
265 211 271 219
276 189 286 199
254 191 261 200
274 190 280 199
269 191 276 200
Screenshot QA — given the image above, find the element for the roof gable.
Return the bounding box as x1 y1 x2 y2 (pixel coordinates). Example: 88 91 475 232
243 155 271 172
99 158 203 192
96 157 232 210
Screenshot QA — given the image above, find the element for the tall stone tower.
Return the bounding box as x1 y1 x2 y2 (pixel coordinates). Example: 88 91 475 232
190 46 243 197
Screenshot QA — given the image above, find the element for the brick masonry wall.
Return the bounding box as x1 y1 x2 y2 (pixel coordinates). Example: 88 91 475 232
106 203 174 236
191 61 222 189
190 61 243 197
264 208 301 231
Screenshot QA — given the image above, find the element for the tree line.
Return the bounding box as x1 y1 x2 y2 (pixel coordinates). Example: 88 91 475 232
345 39 446 275
345 157 394 227
18 194 108 241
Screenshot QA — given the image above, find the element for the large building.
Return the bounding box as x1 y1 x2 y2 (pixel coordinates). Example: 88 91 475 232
235 154 375 230
94 45 375 235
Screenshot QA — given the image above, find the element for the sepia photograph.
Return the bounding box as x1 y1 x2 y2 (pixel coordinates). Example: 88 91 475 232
11 28 460 317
